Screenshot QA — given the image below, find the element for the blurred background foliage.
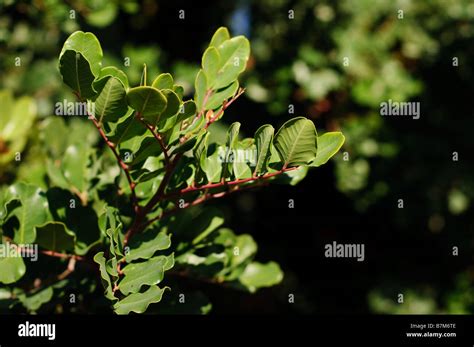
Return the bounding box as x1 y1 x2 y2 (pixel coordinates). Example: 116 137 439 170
1 0 474 314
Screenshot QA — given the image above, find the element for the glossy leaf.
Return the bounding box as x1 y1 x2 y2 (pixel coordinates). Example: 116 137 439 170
113 285 168 315
119 254 173 295
209 27 230 48
92 66 129 91
94 77 128 123
59 31 103 98
202 47 220 87
126 86 167 123
93 252 117 301
152 73 174 90
59 51 97 99
274 117 317 167
7 183 49 244
311 132 345 167
194 70 208 111
254 124 274 175
35 222 76 252
206 81 239 110
60 31 103 76
125 230 171 262
214 36 250 89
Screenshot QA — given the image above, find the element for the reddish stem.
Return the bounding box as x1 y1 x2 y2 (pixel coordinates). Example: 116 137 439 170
139 117 170 165
204 88 245 129
90 117 139 213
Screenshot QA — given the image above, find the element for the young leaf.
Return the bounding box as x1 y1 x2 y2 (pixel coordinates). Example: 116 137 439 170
152 73 174 90
214 36 250 89
206 81 239 110
202 47 220 87
194 70 208 111
35 222 76 252
274 117 317 167
94 77 128 123
254 124 274 175
126 86 167 123
209 27 230 48
113 285 168 315
311 132 345 167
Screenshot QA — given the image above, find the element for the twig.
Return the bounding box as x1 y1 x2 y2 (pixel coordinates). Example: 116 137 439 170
139 116 170 165
204 88 245 129
163 166 298 200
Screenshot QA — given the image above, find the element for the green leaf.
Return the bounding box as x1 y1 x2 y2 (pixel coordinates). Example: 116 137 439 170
274 117 318 167
194 70 208 112
60 31 103 76
202 47 220 87
59 31 103 99
210 27 230 48
191 211 224 245
231 234 257 267
152 73 174 90
0 92 36 167
239 261 283 293
119 255 173 295
59 51 97 99
93 252 117 301
92 66 129 91
311 132 345 167
254 125 274 175
63 143 89 192
159 89 181 121
94 77 128 124
0 255 25 284
232 144 252 179
206 81 239 110
35 222 76 252
18 286 54 312
113 285 168 315
7 183 48 244
126 86 167 123
214 36 250 89
222 122 240 178
201 144 222 183
125 230 171 262
176 100 197 123
194 132 209 167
